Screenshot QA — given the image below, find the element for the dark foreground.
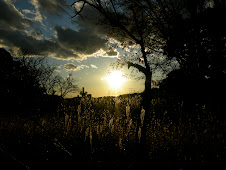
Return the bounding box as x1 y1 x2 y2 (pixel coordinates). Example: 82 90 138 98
0 96 224 169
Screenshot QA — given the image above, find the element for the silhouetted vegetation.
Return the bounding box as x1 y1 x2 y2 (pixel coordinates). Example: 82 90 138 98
0 48 77 115
0 0 225 169
69 0 225 166
0 48 43 114
159 2 226 119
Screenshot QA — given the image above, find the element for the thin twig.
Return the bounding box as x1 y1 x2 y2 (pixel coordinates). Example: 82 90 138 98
0 146 30 170
70 1 86 19
57 4 73 18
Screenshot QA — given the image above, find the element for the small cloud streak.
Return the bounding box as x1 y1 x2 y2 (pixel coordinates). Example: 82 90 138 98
91 64 98 69
64 63 89 71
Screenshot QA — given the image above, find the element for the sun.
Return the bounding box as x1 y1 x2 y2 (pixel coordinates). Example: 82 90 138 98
106 70 126 88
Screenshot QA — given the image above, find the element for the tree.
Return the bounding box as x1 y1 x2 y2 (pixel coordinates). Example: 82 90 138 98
80 87 88 97
159 0 226 78
0 48 78 113
56 74 78 98
18 56 78 98
69 0 169 165
69 0 226 164
146 1 226 88
0 48 45 112
157 0 226 118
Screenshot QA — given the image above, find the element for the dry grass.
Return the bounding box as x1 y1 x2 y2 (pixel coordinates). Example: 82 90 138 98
0 95 224 168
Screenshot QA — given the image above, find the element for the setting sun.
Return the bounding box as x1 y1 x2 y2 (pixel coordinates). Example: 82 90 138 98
106 70 126 88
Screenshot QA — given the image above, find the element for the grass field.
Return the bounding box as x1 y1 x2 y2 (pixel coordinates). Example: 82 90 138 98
0 94 224 169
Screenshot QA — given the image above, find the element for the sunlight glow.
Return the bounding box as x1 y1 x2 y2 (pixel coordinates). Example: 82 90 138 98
106 70 126 88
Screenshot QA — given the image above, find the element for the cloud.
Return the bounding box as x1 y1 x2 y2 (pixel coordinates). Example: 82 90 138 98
0 28 79 59
0 0 33 30
55 26 119 57
0 1 118 60
74 5 122 56
22 9 36 15
26 28 43 40
91 64 98 69
55 26 108 55
64 63 89 71
0 1 80 60
28 0 69 23
30 0 69 16
105 47 118 57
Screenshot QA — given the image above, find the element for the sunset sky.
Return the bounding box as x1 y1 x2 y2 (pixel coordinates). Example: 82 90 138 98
0 0 162 97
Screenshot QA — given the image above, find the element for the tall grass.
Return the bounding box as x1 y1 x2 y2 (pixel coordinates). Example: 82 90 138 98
0 95 223 168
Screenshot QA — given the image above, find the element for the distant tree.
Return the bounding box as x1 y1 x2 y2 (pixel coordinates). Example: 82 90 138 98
17 55 78 98
0 48 78 113
18 56 54 94
0 48 44 112
80 87 88 97
56 74 78 98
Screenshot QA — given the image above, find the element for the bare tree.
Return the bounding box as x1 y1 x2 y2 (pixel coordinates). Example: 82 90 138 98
18 56 78 98
56 74 79 98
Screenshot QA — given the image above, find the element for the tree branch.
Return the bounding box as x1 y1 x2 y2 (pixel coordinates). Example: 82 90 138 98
70 1 86 19
71 0 141 44
127 61 147 75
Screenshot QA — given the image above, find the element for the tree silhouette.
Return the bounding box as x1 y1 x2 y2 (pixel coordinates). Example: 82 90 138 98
68 0 226 165
156 3 225 86
0 48 78 114
161 0 226 78
16 54 79 98
70 1 167 162
158 1 226 119
80 87 88 97
57 74 78 98
0 48 44 113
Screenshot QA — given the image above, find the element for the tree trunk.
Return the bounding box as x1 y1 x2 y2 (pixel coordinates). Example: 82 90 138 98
135 44 152 167
127 44 152 167
141 44 152 142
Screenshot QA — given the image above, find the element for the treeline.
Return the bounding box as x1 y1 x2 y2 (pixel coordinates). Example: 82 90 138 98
0 48 78 115
157 4 226 119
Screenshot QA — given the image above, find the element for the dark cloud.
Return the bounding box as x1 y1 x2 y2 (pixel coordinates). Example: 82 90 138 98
0 0 33 30
55 26 109 55
76 4 106 35
74 5 120 56
0 1 118 60
0 28 78 59
74 4 138 54
0 1 79 59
